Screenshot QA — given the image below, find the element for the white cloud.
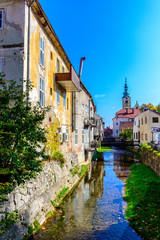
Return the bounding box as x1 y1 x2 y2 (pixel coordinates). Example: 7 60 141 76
94 94 106 99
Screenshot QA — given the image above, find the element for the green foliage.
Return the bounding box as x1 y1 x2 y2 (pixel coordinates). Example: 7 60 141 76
123 164 160 239
51 187 69 208
0 210 19 236
97 146 112 152
0 74 50 185
141 142 152 151
79 165 88 176
70 165 80 177
28 220 40 234
119 128 133 141
92 152 101 160
141 103 157 112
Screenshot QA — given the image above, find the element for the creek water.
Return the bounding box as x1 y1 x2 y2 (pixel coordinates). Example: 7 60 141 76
34 149 142 240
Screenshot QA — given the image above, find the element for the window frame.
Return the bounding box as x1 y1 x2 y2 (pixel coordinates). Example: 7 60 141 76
66 128 69 142
74 129 78 145
40 36 45 67
0 10 4 30
153 117 158 123
63 93 66 107
56 58 60 73
56 89 60 104
40 77 44 107
82 104 84 116
82 129 85 144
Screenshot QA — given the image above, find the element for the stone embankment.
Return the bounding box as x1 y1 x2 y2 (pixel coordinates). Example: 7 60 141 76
0 153 90 240
141 151 160 177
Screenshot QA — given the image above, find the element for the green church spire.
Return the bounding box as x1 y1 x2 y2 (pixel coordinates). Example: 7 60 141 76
123 78 129 98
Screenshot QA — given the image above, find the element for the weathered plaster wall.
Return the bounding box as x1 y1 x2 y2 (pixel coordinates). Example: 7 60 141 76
0 153 84 240
0 0 25 81
141 151 160 177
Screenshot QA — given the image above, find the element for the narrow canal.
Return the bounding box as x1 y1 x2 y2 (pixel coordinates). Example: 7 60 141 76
34 149 142 240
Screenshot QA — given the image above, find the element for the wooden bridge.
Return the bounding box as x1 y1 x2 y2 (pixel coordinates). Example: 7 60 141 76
101 137 139 147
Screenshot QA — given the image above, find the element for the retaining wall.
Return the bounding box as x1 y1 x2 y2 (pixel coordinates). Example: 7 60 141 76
141 151 160 177
0 152 89 240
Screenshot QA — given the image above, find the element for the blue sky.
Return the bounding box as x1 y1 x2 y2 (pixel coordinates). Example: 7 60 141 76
40 0 160 126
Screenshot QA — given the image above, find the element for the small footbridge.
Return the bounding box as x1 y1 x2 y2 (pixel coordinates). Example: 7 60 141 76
101 137 139 147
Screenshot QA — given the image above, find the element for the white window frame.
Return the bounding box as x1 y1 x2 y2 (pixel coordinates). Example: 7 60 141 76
63 93 66 107
66 128 69 142
0 10 4 30
82 129 85 144
40 77 44 107
0 58 3 72
82 104 84 116
75 129 78 145
40 36 45 67
56 89 60 104
56 58 60 73
62 65 65 73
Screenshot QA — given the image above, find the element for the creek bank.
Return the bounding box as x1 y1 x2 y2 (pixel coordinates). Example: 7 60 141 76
0 153 90 240
123 164 160 240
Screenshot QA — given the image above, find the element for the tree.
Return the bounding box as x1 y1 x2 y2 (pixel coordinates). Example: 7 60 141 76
156 103 160 113
119 128 133 141
140 103 157 112
0 73 50 184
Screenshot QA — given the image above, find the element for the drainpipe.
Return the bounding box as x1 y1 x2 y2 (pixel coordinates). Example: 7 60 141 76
89 99 91 148
79 57 86 79
72 92 74 132
27 0 36 105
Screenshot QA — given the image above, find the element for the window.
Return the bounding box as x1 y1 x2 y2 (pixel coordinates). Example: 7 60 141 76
67 98 69 110
50 51 53 60
153 117 158 123
90 107 93 117
63 93 66 107
62 65 65 73
56 58 60 73
145 134 148 140
76 100 78 113
85 105 88 116
141 118 143 125
75 129 78 145
40 37 45 67
141 133 143 140
134 133 135 139
116 130 118 134
136 132 138 139
82 130 85 144
66 128 69 142
116 123 118 125
50 87 52 95
139 120 140 127
75 115 78 129
40 77 44 107
145 117 147 124
82 104 84 116
56 89 60 104
0 58 2 72
135 121 136 126
0 10 4 30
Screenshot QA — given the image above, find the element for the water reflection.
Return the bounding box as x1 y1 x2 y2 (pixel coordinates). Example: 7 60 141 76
34 149 142 240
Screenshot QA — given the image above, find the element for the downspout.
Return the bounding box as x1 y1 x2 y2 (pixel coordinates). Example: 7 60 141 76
27 0 36 105
89 99 91 148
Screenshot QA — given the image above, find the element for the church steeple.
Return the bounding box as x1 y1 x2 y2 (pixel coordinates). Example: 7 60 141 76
123 78 129 98
122 78 131 109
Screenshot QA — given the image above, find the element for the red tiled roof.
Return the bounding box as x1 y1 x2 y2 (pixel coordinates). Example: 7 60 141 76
120 121 133 131
115 108 141 119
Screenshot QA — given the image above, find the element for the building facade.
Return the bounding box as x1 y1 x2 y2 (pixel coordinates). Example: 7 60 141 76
0 0 103 163
133 110 160 144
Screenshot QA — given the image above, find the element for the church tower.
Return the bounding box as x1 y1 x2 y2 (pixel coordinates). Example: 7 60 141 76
122 78 131 109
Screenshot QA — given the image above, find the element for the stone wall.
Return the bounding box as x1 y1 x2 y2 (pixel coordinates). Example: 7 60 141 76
0 152 88 240
141 151 160 177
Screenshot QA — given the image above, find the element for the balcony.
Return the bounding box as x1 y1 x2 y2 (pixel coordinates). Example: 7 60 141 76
55 65 80 92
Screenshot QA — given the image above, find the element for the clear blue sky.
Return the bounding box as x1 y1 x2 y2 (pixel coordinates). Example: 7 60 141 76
40 0 160 126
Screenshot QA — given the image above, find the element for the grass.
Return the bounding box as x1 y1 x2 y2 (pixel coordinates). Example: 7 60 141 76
97 146 112 152
123 164 160 240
